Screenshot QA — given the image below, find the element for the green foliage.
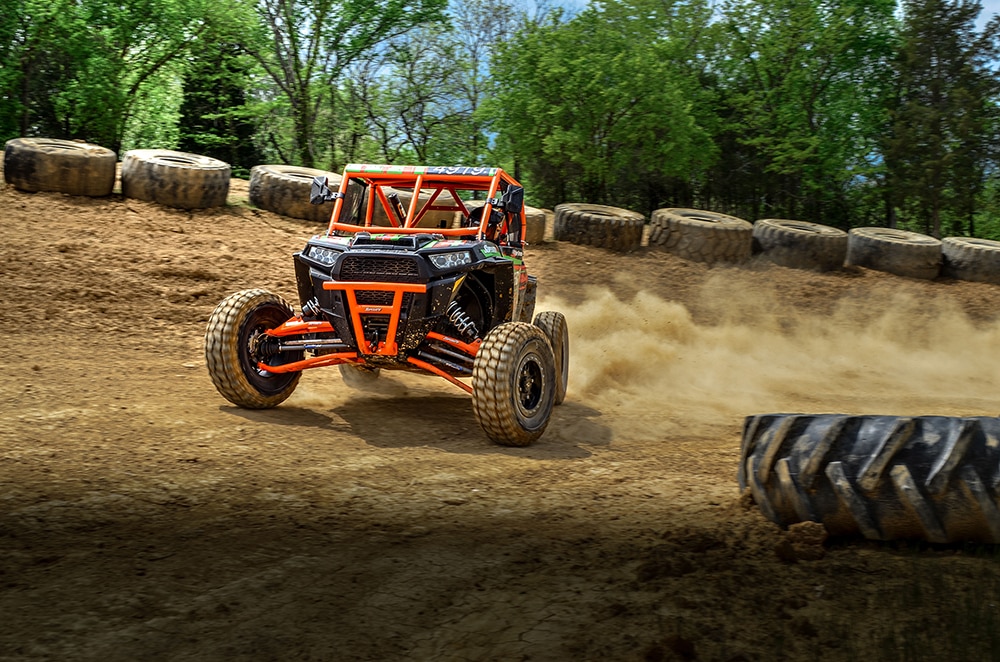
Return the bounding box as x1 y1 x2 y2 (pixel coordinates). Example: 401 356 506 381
884 0 1000 237
489 0 716 209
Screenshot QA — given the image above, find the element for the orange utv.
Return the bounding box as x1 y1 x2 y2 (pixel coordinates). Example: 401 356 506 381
205 164 569 446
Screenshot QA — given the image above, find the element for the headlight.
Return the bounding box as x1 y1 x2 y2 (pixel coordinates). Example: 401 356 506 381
307 245 339 266
429 251 472 269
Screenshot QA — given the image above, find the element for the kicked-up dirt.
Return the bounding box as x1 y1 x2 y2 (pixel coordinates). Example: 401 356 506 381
4 175 1000 661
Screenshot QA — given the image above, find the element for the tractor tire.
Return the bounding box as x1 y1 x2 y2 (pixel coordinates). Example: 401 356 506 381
845 227 941 280
649 208 753 264
3 137 116 196
249 164 342 223
533 311 569 405
339 364 381 388
752 219 848 271
524 205 546 244
205 289 302 409
472 322 556 447
941 237 1000 285
553 203 644 252
121 149 230 209
739 414 1000 543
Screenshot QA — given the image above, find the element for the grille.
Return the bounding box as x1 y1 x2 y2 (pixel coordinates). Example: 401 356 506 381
356 291 415 308
340 256 421 283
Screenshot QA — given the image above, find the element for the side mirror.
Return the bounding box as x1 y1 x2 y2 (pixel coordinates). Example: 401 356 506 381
501 185 524 215
310 176 340 205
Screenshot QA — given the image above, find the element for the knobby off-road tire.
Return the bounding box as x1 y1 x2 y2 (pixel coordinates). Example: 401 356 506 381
752 219 848 271
649 208 753 264
121 149 230 209
739 414 1000 543
472 322 556 447
205 289 302 409
941 237 1000 285
533 311 569 405
553 203 644 252
4 138 116 196
845 227 941 280
250 164 342 223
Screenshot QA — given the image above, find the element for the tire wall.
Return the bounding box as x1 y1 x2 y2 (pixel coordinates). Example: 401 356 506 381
4 138 116 196
845 227 941 280
740 414 1000 543
553 203 644 252
249 165 342 223
649 208 752 264
752 219 848 271
121 149 230 209
941 237 1000 285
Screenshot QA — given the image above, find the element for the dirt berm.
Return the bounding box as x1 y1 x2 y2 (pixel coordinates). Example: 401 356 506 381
4 177 1000 660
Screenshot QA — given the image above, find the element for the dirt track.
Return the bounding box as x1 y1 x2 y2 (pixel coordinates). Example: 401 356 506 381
4 178 1000 661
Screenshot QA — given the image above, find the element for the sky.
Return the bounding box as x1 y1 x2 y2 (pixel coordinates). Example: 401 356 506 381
980 0 1000 27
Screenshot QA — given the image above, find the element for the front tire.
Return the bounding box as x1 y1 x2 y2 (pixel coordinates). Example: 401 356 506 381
205 289 302 409
472 323 556 447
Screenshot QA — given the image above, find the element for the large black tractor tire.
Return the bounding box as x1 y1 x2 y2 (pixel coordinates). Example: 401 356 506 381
941 237 1000 285
649 208 753 264
752 219 848 271
472 322 556 447
250 164 342 223
739 414 1000 543
205 289 302 409
121 149 230 209
845 227 941 280
4 137 116 196
553 203 644 252
533 311 569 405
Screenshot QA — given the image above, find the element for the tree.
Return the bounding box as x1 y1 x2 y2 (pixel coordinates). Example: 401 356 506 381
884 0 1000 236
245 0 447 169
489 0 717 209
713 0 898 226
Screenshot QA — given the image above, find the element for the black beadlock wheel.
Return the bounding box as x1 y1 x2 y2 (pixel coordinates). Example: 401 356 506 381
205 289 302 409
533 311 569 405
739 413 1000 543
472 322 556 447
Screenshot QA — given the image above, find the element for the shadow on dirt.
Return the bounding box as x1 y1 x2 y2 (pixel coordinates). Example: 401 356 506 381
331 397 610 459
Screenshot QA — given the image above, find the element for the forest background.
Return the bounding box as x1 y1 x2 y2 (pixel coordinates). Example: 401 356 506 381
3 0 1000 239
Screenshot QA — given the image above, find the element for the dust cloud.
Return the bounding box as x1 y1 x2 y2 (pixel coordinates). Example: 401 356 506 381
543 273 1000 439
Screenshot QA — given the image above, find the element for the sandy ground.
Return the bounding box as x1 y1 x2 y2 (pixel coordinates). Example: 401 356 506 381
4 176 1000 661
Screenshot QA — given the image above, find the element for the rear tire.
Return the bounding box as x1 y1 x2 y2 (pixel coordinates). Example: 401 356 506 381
740 414 1000 543
472 322 556 447
205 289 302 409
3 137 116 196
533 311 569 405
